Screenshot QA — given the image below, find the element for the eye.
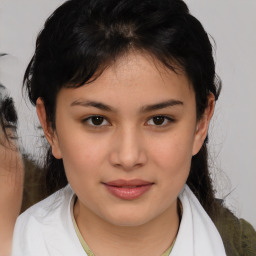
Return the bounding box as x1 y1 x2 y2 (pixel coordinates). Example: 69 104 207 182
146 116 174 126
83 115 110 127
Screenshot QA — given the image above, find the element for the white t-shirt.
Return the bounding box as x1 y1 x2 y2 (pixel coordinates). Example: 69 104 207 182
12 185 226 256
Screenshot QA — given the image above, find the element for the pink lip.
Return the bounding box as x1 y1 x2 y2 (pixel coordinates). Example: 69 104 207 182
103 179 154 200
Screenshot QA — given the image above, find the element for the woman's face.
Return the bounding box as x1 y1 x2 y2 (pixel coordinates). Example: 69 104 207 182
38 52 212 227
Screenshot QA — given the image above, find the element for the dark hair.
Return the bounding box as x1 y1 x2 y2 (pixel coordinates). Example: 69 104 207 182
0 53 18 144
0 84 18 145
24 0 221 217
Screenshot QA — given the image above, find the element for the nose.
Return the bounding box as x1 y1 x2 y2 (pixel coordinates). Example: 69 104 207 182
109 127 147 171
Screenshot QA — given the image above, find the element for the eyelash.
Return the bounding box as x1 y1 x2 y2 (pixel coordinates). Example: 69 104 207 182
146 115 175 127
82 115 175 128
82 115 110 128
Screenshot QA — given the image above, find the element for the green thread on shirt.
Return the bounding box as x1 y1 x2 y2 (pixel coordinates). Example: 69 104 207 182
161 238 176 256
71 196 177 256
72 213 176 256
71 209 94 256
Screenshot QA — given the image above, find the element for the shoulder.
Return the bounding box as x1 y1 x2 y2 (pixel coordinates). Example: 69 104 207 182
12 185 83 256
18 185 73 221
213 200 256 256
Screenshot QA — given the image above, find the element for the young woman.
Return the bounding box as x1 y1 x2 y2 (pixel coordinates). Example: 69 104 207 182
12 0 256 255
0 83 23 256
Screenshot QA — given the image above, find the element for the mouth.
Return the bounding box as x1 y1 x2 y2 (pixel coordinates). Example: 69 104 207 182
102 179 154 200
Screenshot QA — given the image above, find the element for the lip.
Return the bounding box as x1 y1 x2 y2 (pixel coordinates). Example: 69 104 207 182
103 179 154 200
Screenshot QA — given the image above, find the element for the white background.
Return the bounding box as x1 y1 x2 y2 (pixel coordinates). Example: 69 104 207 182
0 0 255 227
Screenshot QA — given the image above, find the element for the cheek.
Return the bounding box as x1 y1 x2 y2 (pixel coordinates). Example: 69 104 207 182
153 132 194 160
149 130 195 178
57 132 108 179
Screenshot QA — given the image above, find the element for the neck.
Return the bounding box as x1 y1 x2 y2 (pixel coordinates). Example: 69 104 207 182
74 199 180 256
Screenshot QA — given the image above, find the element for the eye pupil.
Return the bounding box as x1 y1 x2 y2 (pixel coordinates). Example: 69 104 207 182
153 116 165 125
91 116 104 125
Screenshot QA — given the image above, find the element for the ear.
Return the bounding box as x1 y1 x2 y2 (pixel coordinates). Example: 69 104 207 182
192 93 215 156
36 98 62 159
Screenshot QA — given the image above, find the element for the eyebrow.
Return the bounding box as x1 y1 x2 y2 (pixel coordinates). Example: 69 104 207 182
140 99 183 113
70 100 114 112
70 99 183 112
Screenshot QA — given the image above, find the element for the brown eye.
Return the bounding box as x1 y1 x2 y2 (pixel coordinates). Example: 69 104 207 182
146 116 174 126
91 116 104 125
83 116 110 127
152 116 165 125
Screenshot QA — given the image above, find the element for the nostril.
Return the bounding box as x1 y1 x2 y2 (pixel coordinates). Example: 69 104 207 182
110 150 147 171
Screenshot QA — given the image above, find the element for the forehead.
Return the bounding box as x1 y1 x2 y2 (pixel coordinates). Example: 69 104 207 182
58 52 195 106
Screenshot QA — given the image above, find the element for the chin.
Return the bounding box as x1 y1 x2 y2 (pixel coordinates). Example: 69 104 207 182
108 217 151 228
101 208 154 227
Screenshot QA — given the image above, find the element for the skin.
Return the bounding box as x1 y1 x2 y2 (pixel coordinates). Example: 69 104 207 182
0 127 23 256
37 52 215 256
